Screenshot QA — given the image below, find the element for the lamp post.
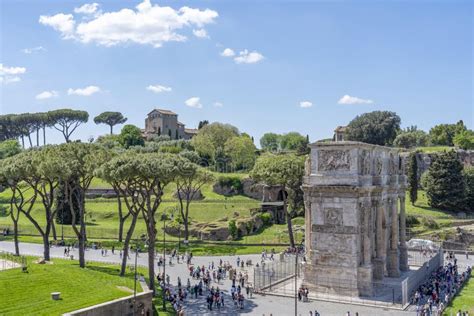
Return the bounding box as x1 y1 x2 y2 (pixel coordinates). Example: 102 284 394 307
162 213 167 312
133 243 139 316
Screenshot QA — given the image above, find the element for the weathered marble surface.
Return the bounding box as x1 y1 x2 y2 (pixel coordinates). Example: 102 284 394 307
302 141 408 297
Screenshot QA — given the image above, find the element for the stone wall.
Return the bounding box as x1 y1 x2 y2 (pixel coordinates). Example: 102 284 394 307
400 149 474 178
63 290 153 316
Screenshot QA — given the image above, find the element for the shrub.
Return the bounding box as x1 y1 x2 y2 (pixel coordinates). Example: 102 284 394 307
421 217 439 229
228 220 238 240
405 214 420 227
258 213 272 226
217 176 243 192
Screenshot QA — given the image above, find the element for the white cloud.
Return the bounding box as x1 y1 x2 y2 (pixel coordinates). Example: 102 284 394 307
185 97 202 108
338 94 374 105
40 0 218 48
146 84 172 93
39 13 76 39
36 90 59 100
193 29 209 38
0 64 26 84
234 49 264 64
67 85 101 96
74 3 99 15
299 101 313 108
220 48 235 57
213 101 223 107
21 46 47 54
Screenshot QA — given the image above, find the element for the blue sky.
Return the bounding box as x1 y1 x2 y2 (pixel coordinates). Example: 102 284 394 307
1 0 472 145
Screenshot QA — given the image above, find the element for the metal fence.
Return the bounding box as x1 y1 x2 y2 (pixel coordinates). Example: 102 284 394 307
0 251 27 271
254 254 301 292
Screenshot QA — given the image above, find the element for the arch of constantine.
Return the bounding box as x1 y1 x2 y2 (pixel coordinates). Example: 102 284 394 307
302 141 409 297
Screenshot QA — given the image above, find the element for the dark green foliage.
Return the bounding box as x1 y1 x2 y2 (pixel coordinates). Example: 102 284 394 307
228 220 238 240
346 111 401 145
0 140 21 159
463 167 474 213
118 124 144 148
55 179 80 225
258 213 272 226
425 151 465 211
407 152 418 205
217 176 242 192
405 214 420 227
198 120 209 129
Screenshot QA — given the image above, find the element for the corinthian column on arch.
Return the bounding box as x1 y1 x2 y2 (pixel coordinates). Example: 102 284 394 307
399 193 409 271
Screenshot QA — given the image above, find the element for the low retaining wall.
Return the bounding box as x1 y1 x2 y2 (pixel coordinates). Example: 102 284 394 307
63 290 153 316
403 249 443 305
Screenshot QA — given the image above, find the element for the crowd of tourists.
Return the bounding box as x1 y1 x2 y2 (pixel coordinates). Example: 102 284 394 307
156 250 254 314
412 252 471 316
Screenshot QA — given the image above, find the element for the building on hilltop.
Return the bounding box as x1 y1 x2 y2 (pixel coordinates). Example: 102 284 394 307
143 108 197 140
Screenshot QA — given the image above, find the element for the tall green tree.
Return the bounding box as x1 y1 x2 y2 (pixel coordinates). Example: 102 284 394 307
394 130 430 148
118 124 144 148
453 129 474 150
175 163 214 240
224 135 257 170
260 133 280 152
407 152 418 205
463 167 474 213
0 149 63 260
346 111 401 145
425 151 465 211
57 143 109 268
48 109 89 143
250 153 305 248
191 122 239 164
94 111 127 135
429 120 466 146
280 132 308 152
95 152 148 276
0 139 21 159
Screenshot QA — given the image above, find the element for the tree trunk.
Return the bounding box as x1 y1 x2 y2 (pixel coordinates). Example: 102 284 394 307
120 213 138 276
110 125 113 135
43 127 46 145
284 191 295 248
78 233 85 268
13 220 20 256
21 136 24 148
148 230 156 295
36 129 40 147
27 134 33 148
51 221 57 241
42 234 50 261
117 196 124 242
184 219 189 241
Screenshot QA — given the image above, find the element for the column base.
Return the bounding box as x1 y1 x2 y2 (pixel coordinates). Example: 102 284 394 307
357 265 374 296
373 257 385 280
399 245 409 271
387 249 400 277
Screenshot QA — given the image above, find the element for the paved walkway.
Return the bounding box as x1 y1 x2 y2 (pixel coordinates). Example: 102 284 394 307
0 241 418 315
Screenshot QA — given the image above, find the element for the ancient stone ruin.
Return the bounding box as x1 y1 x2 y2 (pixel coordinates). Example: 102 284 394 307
302 141 408 297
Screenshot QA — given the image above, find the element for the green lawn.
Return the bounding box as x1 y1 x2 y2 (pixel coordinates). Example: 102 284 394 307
415 146 454 153
0 257 144 316
444 278 474 315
